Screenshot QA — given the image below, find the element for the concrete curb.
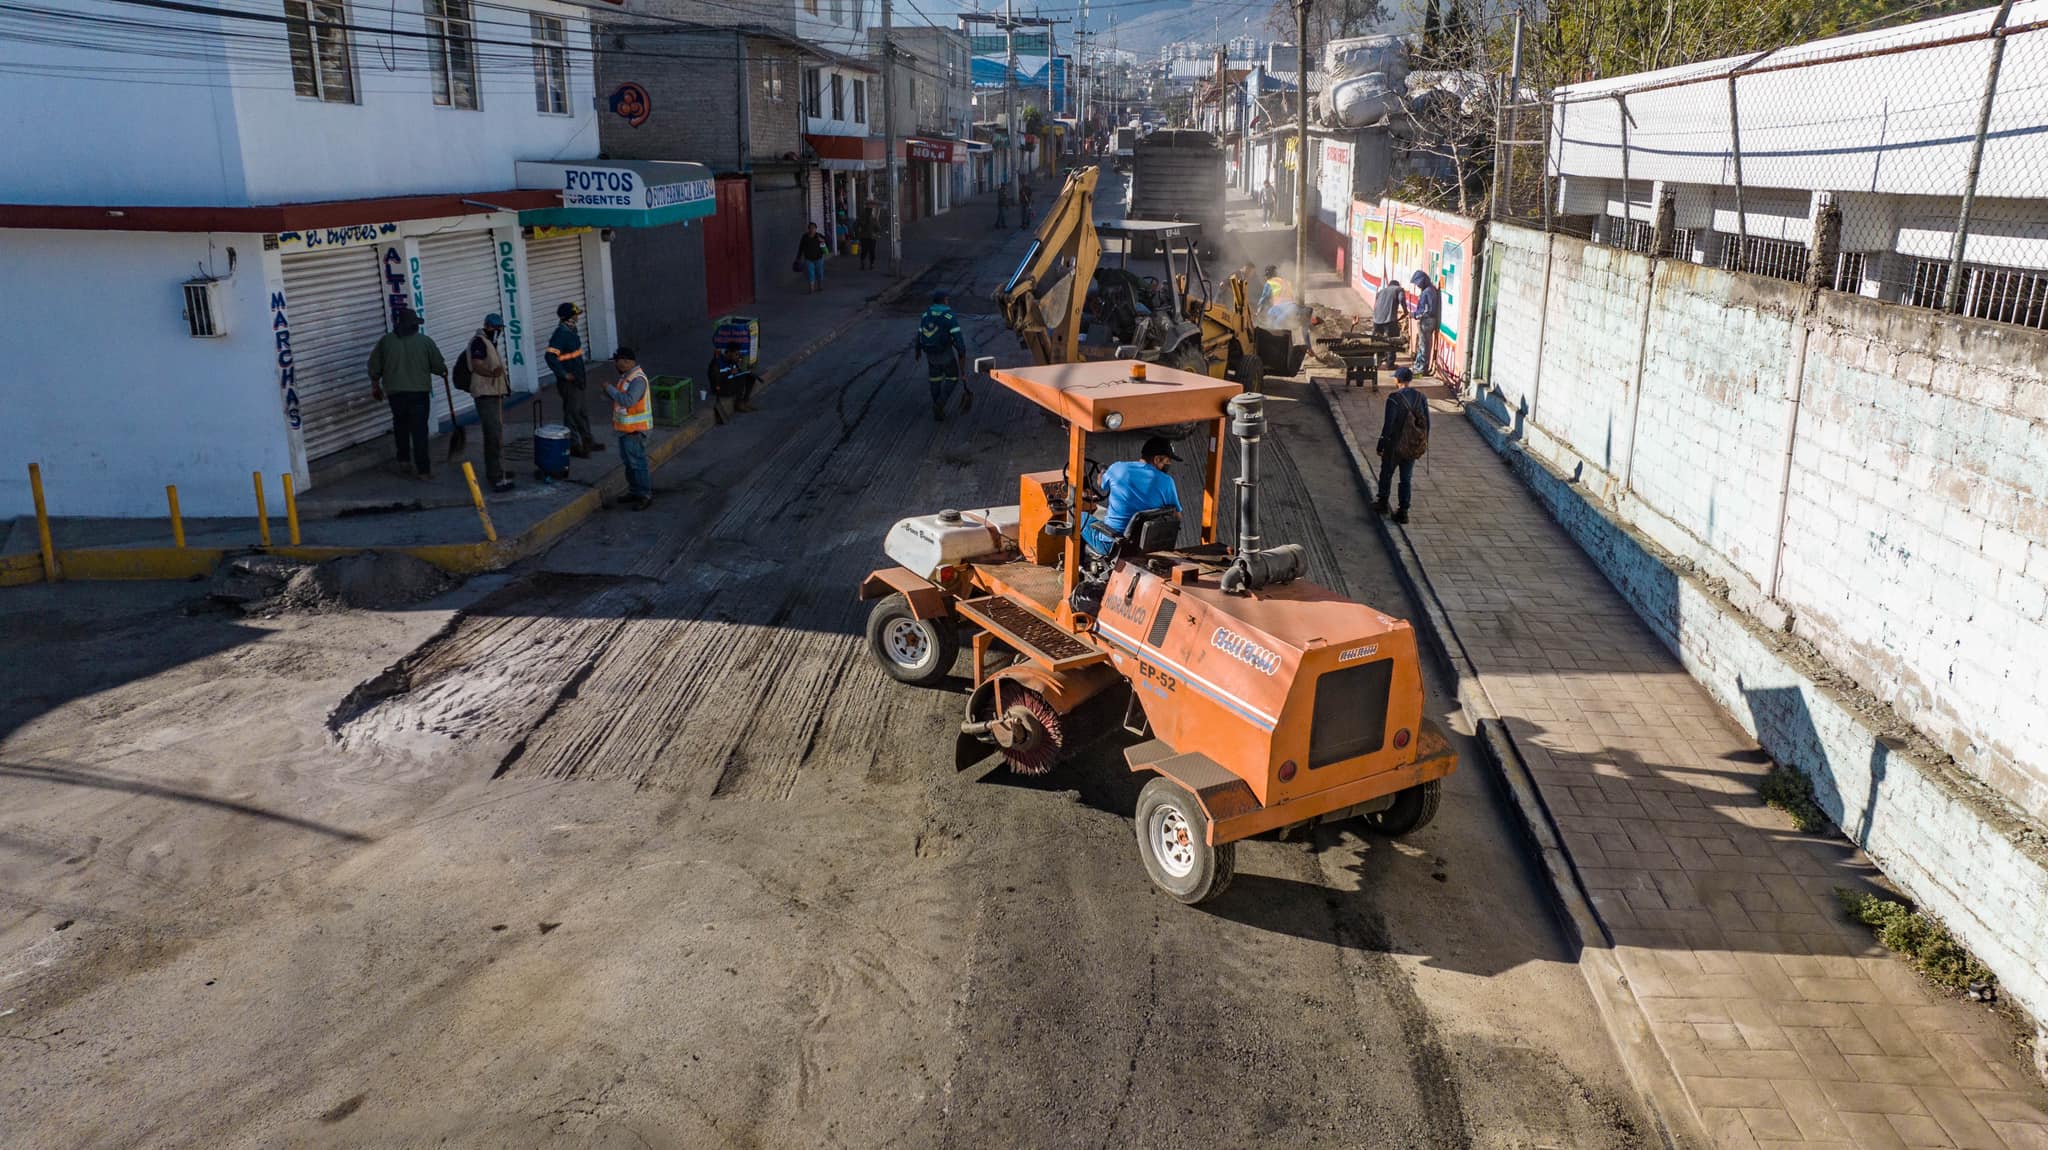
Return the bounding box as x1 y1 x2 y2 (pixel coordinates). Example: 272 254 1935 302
3 261 942 590
1314 381 1705 1150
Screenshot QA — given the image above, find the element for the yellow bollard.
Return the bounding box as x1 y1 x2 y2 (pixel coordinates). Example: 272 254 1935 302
461 461 498 543
252 471 271 548
167 485 185 549
27 462 57 583
282 472 301 546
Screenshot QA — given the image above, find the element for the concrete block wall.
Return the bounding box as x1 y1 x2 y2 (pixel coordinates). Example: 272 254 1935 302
1529 238 1651 483
1482 222 2048 825
1781 292 2048 819
598 30 747 172
1631 262 1804 592
748 44 805 162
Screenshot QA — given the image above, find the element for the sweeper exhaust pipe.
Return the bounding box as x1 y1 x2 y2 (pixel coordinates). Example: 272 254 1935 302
1221 392 1306 595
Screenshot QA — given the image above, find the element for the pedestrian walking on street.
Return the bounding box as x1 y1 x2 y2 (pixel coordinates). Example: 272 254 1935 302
856 208 879 271
994 180 1011 229
914 288 971 422
1409 270 1441 376
797 222 829 294
545 302 601 458
1018 181 1034 230
366 308 447 481
607 347 654 510
463 312 515 492
1372 274 1407 368
1373 367 1430 525
706 345 758 425
1260 181 1275 225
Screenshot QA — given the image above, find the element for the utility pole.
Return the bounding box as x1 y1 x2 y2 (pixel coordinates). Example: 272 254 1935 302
1294 0 1310 296
1006 0 1019 188
1494 5 1524 218
883 0 902 273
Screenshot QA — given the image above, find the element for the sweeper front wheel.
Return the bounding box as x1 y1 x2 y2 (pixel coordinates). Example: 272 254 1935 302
1135 777 1236 904
865 594 957 686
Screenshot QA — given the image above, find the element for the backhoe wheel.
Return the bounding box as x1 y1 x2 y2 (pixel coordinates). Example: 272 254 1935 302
1233 352 1265 389
1168 342 1209 375
866 594 957 686
1363 779 1442 837
1135 777 1236 904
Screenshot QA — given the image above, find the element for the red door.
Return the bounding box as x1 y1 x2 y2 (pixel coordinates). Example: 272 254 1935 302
706 175 755 316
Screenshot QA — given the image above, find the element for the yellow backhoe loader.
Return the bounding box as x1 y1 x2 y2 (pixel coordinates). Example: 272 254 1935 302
995 166 1266 389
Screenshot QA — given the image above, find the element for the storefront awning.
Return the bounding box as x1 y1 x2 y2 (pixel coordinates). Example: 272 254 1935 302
905 137 968 164
514 160 717 228
805 133 886 171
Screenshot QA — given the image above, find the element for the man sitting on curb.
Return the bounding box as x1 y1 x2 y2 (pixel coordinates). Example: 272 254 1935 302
1374 367 1430 525
607 347 654 511
706 345 758 425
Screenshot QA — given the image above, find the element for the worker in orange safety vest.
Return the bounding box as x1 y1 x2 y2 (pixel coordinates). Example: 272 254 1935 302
606 347 654 510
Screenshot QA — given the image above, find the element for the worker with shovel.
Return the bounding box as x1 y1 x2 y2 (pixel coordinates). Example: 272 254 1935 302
914 289 972 422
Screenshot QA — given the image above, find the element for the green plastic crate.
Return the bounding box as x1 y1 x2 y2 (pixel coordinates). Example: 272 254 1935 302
651 375 693 427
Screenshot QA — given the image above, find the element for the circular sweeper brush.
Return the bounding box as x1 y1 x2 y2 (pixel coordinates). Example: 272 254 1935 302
962 684 1067 776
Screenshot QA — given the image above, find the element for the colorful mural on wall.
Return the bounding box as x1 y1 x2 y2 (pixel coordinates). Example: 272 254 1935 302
1348 198 1476 384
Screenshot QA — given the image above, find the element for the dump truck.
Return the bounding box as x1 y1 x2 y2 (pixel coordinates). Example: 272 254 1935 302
1128 129 1226 242
857 361 1456 903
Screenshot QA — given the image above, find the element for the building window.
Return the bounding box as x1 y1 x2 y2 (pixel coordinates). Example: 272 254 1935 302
804 0 818 14
1720 235 1810 284
425 0 479 109
761 60 786 102
1831 250 1866 295
1910 259 2048 330
830 72 845 120
531 14 569 115
284 0 355 102
853 78 867 124
804 67 823 118
831 0 845 24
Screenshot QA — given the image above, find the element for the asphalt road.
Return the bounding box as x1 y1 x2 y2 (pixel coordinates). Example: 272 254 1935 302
0 203 1654 1149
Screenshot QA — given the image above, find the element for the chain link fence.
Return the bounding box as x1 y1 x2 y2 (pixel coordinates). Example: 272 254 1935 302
1491 4 2048 331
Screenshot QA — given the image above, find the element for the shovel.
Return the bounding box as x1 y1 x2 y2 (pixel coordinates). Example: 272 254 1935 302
442 373 468 459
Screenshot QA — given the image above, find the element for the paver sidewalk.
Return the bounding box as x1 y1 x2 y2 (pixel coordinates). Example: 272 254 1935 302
1321 377 2048 1150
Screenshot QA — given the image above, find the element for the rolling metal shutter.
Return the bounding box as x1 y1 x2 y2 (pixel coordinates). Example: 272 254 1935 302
526 234 587 379
286 247 392 461
418 229 500 427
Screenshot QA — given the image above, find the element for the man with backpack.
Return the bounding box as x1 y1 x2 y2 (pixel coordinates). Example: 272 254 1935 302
913 289 970 422
457 312 514 492
1374 367 1430 524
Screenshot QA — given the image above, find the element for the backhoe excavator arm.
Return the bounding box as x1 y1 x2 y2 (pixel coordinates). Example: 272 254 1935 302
995 167 1103 366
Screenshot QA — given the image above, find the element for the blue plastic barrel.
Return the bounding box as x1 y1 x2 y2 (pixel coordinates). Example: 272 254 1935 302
534 423 572 480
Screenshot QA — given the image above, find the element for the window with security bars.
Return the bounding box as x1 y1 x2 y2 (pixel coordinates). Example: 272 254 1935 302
853 79 867 124
831 73 844 120
425 0 479 110
1832 251 1867 295
284 0 355 102
1909 260 2048 331
531 14 568 115
1720 236 1810 284
804 68 823 117
1601 217 1691 259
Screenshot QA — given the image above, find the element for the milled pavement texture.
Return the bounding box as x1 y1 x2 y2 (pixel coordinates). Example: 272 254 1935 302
1318 338 2048 1149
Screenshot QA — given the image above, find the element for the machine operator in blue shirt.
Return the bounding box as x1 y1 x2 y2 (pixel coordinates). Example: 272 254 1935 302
1083 435 1183 557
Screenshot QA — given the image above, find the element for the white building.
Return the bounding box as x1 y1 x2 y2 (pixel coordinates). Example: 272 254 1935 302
0 0 713 518
1550 2 2048 323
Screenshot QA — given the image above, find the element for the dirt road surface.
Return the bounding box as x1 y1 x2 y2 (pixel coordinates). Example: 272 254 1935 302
0 205 1654 1148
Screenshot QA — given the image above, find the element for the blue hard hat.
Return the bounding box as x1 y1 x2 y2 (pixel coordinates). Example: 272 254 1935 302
484 312 504 328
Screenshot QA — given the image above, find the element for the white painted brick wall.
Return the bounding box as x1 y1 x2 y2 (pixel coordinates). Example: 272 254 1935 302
1480 223 2048 826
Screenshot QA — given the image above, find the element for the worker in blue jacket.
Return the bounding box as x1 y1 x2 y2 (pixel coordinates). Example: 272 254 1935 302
1083 436 1183 557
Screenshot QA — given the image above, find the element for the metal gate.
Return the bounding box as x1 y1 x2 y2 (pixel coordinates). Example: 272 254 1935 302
286 247 392 461
418 229 500 428
706 176 755 315
527 233 587 379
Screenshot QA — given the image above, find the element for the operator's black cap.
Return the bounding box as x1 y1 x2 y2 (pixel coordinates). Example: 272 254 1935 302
1141 435 1183 462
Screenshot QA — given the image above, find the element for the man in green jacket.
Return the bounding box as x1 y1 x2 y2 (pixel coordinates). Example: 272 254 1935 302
367 308 447 480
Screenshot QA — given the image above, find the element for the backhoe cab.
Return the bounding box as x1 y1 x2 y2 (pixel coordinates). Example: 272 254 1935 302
856 361 1457 904
995 166 1266 390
